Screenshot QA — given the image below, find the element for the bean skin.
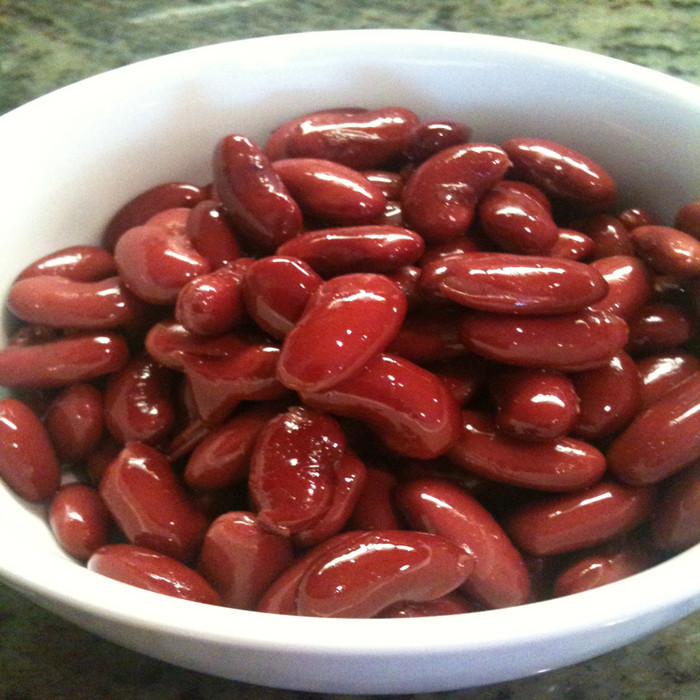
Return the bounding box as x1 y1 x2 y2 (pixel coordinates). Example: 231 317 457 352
636 351 700 408
16 245 117 282
0 333 129 388
504 481 655 556
626 301 693 354
378 592 476 617
674 199 700 239
396 478 530 609
88 544 221 605
447 409 606 491
651 461 700 551
587 255 652 321
548 228 595 260
186 200 241 269
575 215 634 259
346 467 403 531
607 372 700 485
404 119 472 163
618 207 658 230
0 397 61 501
630 225 700 277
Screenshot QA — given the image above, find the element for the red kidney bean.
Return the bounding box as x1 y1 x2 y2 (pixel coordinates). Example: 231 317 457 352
478 182 559 254
276 225 425 277
16 245 117 282
213 134 303 252
574 214 634 259
44 383 104 463
145 318 226 370
548 228 595 260
570 351 641 439
448 409 605 491
501 137 616 213
147 207 191 235
85 434 122 486
186 200 241 269
102 182 206 250
361 170 404 200
103 354 174 445
426 357 487 407
0 397 61 501
248 406 347 536
422 252 608 314
272 158 386 225
8 323 58 347
618 207 658 230
608 371 700 485
184 404 280 491
379 592 477 617
296 530 473 618
386 265 422 306
396 478 530 609
490 368 579 441
88 544 220 605
0 332 129 388
419 236 484 267
347 466 403 531
587 255 652 320
8 275 143 330
630 225 700 277
401 143 511 243
459 308 628 371
404 119 472 163
277 273 407 393
241 255 322 338
269 107 420 170
175 263 246 336
674 199 700 238
99 441 210 562
301 353 461 459
553 549 652 597
626 301 693 354
636 351 700 408
49 483 111 561
651 461 700 551
504 481 654 556
197 511 294 609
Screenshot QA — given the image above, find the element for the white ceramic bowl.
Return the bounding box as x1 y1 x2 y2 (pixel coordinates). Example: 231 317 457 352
0 29 699 695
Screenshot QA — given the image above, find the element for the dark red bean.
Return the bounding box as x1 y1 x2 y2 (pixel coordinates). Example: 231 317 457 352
674 199 700 238
574 215 634 259
618 207 658 230
404 119 472 163
626 301 693 354
378 592 476 617
636 351 700 408
361 170 404 200
16 245 116 282
630 225 700 277
186 200 241 269
88 544 220 605
548 228 595 260
651 461 700 551
0 397 61 501
346 467 403 531
588 255 652 321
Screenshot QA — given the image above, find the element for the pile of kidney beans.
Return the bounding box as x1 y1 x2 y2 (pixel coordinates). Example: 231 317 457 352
1 106 699 618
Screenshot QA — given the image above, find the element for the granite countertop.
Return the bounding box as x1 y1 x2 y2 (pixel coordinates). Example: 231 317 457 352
1 2 699 698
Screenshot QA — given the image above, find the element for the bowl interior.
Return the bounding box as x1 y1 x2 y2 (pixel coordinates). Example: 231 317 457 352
0 29 699 694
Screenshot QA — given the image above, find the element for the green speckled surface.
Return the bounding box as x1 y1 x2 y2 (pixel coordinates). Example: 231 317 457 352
1 1 699 698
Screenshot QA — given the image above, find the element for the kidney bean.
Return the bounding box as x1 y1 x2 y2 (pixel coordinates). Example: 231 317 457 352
196 511 294 609
270 107 420 170
404 119 472 163
186 200 241 269
99 442 209 562
490 368 579 441
44 383 104 463
552 549 652 597
387 265 422 306
587 255 652 320
447 409 605 491
0 332 128 388
501 137 616 213
426 357 487 407
401 143 511 244
88 544 220 605
272 158 386 225
573 214 634 259
102 182 206 250
504 481 654 556
8 275 143 330
103 354 174 445
0 397 60 501
301 353 461 459
175 263 246 336
608 371 700 485
361 170 404 200
478 182 559 254
618 207 658 230
459 308 628 371
651 461 700 551
277 273 407 393
626 301 693 354
213 134 303 252
144 319 221 370
396 478 530 608
16 245 117 283
184 404 281 491
636 351 700 408
379 592 477 617
85 434 122 486
630 225 700 277
548 228 595 260
276 225 424 277
422 252 608 314
346 466 403 531
49 484 111 561
147 207 191 235
674 199 700 238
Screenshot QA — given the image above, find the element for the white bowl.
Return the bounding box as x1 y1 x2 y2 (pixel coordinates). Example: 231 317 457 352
0 29 699 695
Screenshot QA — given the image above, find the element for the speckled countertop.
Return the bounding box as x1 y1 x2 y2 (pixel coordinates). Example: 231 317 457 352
1 2 699 699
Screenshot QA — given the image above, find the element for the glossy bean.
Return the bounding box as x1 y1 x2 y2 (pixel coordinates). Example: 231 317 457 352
99 442 210 562
346 467 403 531
16 245 116 282
447 409 605 491
630 225 700 277
385 309 467 364
378 592 476 617
574 215 634 259
186 200 241 269
674 199 700 238
147 207 191 235
88 544 220 605
404 119 472 163
626 301 693 354
651 462 700 551
587 255 652 320
636 351 700 408
548 228 595 260
361 170 404 200
0 397 61 501
49 483 111 561
618 207 658 230
504 481 654 555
